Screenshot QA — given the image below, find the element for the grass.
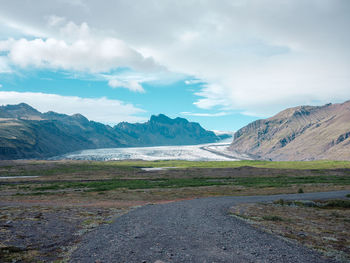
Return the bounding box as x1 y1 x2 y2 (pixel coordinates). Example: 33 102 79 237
273 199 350 209
2 160 349 263
35 178 229 192
230 201 350 262
322 199 350 209
97 160 350 170
2 160 350 178
2 160 350 201
32 174 350 192
0 162 137 177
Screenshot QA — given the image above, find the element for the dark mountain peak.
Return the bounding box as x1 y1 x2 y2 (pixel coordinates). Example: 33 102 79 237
0 103 42 119
115 121 133 129
115 114 219 147
43 111 67 119
14 102 33 108
71 113 89 123
2 102 39 112
150 114 172 124
150 114 190 125
43 111 89 124
0 103 222 159
174 116 189 124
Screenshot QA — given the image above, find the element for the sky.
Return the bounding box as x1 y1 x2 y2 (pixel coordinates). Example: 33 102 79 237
0 0 349 131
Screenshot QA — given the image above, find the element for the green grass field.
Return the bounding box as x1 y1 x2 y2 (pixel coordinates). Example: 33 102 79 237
1 160 350 200
87 160 350 169
31 174 350 192
2 160 350 178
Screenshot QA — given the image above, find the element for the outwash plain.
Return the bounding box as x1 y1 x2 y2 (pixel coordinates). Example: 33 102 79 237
0 160 350 262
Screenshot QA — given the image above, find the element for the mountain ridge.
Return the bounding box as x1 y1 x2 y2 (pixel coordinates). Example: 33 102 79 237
0 103 224 160
229 100 350 161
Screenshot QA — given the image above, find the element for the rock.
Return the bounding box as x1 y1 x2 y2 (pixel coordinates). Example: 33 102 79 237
229 100 350 161
0 104 221 160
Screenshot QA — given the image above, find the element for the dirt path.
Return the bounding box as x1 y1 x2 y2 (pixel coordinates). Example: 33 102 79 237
70 190 349 262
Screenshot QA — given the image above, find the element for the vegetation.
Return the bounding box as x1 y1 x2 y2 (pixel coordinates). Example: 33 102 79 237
322 199 350 209
1 160 350 198
1 160 349 262
273 199 350 209
262 215 283 221
2 160 350 178
104 160 350 169
27 174 350 192
230 200 350 262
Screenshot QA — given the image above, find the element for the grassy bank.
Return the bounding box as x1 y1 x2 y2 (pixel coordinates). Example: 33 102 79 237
89 159 350 169
29 175 350 192
1 160 349 199
1 159 350 178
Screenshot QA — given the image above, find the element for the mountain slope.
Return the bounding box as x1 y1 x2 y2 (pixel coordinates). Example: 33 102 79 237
115 114 218 146
229 101 350 161
0 103 221 159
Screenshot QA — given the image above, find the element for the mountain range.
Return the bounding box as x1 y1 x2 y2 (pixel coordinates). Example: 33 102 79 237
2 100 349 161
229 100 350 161
0 103 227 160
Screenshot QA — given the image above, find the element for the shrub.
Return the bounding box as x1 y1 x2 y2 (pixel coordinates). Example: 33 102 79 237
298 188 304 193
274 199 285 206
294 200 317 207
322 199 350 209
262 215 283 221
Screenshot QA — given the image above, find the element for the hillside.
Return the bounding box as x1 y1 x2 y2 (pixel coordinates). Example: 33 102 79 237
0 103 221 159
229 101 350 161
115 114 219 146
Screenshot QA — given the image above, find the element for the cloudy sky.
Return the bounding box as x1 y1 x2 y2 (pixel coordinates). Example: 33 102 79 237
0 0 349 130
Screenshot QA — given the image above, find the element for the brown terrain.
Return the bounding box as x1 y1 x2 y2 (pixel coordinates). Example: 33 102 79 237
230 199 350 262
1 160 350 262
229 100 350 161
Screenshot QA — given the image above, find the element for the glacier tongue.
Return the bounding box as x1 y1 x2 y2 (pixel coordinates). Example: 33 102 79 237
52 140 248 161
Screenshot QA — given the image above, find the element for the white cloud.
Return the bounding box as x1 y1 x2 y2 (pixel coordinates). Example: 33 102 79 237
184 79 202 85
0 91 146 124
0 84 2 88
0 57 12 73
132 0 350 116
0 38 15 51
47 15 66 27
181 111 229 117
0 0 349 115
108 79 145 93
0 21 161 75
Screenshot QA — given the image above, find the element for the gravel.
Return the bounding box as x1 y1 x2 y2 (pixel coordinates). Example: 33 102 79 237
70 190 349 263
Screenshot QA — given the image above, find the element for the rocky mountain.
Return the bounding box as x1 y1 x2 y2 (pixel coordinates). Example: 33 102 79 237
229 100 350 161
0 103 221 159
115 114 219 147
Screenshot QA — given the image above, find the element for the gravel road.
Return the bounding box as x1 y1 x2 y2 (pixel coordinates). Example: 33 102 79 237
70 190 349 263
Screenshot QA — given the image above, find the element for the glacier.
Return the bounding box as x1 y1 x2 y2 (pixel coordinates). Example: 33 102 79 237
51 139 251 161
